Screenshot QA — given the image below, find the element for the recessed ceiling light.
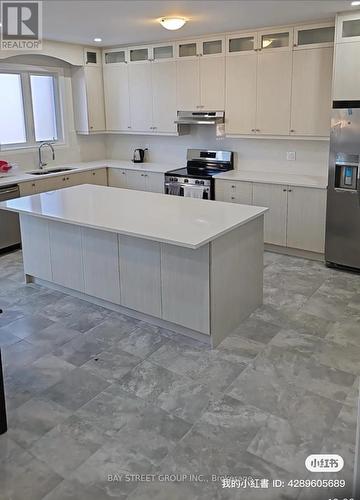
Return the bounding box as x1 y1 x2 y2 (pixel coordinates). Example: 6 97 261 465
351 1 360 5
159 17 187 31
93 37 102 43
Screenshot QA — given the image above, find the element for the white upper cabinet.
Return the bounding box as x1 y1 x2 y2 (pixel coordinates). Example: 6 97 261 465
336 11 360 43
290 47 333 136
294 22 335 49
152 60 177 133
333 41 360 100
84 48 101 66
225 50 257 134
103 64 131 131
103 48 128 65
256 51 292 135
258 28 293 52
129 46 149 62
226 32 258 55
72 65 106 134
176 58 201 110
151 43 175 61
176 36 225 110
333 12 360 100
128 62 153 132
200 56 225 109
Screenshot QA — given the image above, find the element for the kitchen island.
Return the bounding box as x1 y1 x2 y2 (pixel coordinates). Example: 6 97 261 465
0 185 267 347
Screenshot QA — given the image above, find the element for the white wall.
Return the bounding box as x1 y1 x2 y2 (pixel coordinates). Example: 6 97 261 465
0 55 106 171
106 128 330 177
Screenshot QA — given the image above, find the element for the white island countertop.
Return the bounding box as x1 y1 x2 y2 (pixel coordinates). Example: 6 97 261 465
214 170 328 189
0 184 267 249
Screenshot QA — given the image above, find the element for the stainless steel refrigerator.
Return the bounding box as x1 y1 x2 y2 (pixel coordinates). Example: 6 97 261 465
325 101 360 271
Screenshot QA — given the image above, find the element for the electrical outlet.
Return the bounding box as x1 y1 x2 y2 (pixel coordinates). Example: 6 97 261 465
286 151 296 161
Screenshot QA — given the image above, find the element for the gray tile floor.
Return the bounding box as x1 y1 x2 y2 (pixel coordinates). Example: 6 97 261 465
0 249 359 500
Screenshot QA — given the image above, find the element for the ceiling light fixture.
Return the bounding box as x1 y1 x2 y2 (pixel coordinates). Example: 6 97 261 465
351 1 360 5
93 37 102 43
159 17 187 31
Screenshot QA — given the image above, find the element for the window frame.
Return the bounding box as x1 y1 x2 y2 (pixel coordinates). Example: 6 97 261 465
0 63 66 151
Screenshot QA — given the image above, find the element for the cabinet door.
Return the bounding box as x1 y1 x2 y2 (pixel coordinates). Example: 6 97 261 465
108 168 128 188
128 62 153 132
256 51 292 135
200 56 225 109
333 42 360 100
79 169 108 186
225 53 257 134
125 170 147 191
252 183 288 246
215 180 253 204
291 47 333 136
84 66 106 132
287 187 327 253
336 13 360 43
176 58 200 110
103 65 131 131
145 172 164 193
152 61 177 133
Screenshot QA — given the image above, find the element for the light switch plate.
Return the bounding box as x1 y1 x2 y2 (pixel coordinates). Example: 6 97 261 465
287 151 296 161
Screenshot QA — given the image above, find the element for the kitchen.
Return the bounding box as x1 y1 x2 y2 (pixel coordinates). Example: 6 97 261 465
0 1 360 499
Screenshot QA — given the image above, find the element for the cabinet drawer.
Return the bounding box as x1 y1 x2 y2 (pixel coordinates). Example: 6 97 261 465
216 180 253 204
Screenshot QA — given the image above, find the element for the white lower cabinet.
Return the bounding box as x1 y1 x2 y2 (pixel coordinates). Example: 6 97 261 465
108 168 164 193
252 183 288 246
19 168 108 196
286 186 327 253
215 179 253 204
216 179 326 253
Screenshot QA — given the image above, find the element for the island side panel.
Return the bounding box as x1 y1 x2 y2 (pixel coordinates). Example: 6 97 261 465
161 243 210 335
20 214 52 282
118 235 162 318
210 216 264 347
82 227 121 304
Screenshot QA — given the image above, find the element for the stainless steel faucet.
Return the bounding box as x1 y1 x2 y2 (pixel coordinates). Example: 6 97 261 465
38 142 55 169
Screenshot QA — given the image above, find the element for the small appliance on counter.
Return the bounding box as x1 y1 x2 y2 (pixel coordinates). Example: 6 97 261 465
165 149 234 200
132 148 148 163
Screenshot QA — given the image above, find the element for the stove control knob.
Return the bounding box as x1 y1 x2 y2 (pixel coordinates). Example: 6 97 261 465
184 178 188 183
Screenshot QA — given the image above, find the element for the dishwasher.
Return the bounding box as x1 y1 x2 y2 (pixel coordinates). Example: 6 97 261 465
0 185 21 251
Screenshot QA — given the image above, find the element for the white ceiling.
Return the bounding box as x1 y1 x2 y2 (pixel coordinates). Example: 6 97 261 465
43 0 355 47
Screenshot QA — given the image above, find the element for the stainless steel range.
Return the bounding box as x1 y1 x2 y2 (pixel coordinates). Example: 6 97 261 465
165 149 234 200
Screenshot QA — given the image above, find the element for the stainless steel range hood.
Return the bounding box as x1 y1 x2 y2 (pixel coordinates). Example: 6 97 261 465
175 111 225 125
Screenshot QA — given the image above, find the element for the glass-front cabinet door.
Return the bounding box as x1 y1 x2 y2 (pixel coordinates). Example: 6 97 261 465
258 29 293 51
176 37 225 58
336 12 360 43
103 49 128 65
151 43 174 61
226 33 257 54
294 23 335 49
129 47 149 62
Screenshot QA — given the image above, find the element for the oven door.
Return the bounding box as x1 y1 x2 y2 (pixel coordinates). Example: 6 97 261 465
165 182 212 199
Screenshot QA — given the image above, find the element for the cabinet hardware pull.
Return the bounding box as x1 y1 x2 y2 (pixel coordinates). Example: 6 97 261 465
92 172 95 175
231 185 236 188
283 189 287 192
290 129 295 133
231 196 235 200
288 189 292 192
32 183 35 187
256 129 260 132
251 129 256 132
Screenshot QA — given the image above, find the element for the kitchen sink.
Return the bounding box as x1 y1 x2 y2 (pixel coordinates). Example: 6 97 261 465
26 167 75 175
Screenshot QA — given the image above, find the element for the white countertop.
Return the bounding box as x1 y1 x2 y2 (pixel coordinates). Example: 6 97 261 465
214 170 328 189
0 184 268 249
0 160 177 188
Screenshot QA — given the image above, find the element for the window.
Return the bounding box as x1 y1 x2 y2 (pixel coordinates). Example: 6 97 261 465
0 68 63 149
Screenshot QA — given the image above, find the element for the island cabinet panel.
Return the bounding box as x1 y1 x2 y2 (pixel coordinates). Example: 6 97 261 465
48 222 85 292
119 236 161 317
210 218 263 346
82 227 121 303
20 215 52 281
161 243 210 335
